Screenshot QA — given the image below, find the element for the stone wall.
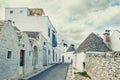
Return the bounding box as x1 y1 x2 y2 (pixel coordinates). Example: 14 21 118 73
0 22 20 80
19 33 33 75
85 52 120 80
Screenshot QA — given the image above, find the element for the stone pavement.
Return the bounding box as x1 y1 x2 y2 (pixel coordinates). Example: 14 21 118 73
66 65 91 80
28 63 69 80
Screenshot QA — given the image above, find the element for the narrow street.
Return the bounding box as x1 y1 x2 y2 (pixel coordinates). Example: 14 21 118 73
28 63 70 80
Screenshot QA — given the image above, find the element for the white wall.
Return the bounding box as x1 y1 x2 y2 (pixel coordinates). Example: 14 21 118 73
5 8 56 44
111 30 120 51
73 52 86 72
61 51 74 63
55 47 61 63
0 21 20 80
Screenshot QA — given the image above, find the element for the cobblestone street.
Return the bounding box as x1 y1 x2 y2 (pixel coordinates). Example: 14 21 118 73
28 63 69 80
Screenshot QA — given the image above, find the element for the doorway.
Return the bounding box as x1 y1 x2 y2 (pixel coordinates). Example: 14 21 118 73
62 55 64 62
19 50 25 75
53 50 55 62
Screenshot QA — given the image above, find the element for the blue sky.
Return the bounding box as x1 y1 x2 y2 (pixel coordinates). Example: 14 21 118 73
0 0 120 47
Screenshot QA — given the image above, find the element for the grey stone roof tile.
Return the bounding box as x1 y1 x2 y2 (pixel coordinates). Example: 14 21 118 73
75 33 111 53
66 46 75 52
24 31 39 39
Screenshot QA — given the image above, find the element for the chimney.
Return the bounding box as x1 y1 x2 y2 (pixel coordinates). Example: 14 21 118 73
103 30 111 49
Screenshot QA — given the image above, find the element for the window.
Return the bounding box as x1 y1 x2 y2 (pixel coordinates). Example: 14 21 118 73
48 50 50 55
7 51 12 59
48 28 50 37
10 10 13 14
68 57 70 60
20 10 23 14
44 42 46 45
52 31 57 47
53 50 55 61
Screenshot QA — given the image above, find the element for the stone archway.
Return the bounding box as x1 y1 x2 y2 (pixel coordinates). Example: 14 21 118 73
19 50 25 75
62 55 64 62
32 46 38 69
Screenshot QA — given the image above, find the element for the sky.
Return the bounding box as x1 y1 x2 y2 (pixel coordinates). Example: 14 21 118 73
0 0 120 48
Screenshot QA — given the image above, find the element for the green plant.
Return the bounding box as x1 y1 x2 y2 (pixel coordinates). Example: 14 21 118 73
74 71 91 79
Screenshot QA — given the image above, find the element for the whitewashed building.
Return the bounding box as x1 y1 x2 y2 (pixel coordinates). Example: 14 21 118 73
73 52 86 72
111 30 120 51
61 44 75 63
25 31 58 67
5 7 58 64
73 33 111 72
0 20 20 80
57 39 69 62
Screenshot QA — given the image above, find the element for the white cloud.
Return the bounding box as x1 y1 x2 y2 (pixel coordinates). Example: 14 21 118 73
0 0 120 48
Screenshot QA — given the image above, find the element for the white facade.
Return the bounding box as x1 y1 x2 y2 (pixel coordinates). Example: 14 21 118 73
73 51 108 72
73 52 86 72
5 8 56 43
111 30 120 51
61 51 74 63
54 47 61 63
5 8 58 64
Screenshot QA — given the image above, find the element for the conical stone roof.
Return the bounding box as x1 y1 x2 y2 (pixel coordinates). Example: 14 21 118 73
75 33 111 53
66 45 75 52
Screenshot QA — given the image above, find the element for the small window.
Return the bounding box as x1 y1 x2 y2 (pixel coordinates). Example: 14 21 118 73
13 21 15 24
20 10 23 14
48 28 50 37
10 10 13 14
37 36 39 39
7 51 12 59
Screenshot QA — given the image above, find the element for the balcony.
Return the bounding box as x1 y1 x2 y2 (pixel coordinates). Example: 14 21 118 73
52 32 57 47
27 8 45 16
